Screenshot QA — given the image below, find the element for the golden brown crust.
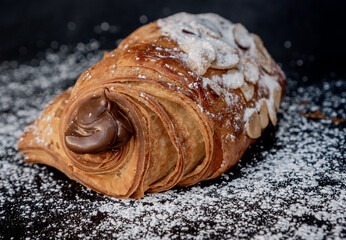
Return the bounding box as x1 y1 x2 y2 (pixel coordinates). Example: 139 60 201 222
18 13 285 198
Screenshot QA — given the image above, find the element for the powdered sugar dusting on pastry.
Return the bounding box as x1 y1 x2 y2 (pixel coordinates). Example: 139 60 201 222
243 108 257 122
179 37 215 75
210 39 239 69
201 75 241 107
222 69 245 89
242 58 260 84
158 13 282 128
233 23 253 49
158 13 241 76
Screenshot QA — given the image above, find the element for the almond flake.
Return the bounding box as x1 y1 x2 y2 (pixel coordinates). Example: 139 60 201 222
233 23 253 49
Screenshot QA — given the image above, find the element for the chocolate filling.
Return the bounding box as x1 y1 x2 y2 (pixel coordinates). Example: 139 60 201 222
65 89 133 154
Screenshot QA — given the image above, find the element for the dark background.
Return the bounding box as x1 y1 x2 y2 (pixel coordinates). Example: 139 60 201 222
0 1 345 239
1 0 346 80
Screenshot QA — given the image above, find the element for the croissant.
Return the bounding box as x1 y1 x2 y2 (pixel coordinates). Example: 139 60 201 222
18 13 285 199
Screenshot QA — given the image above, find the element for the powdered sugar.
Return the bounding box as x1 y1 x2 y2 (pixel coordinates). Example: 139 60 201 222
233 23 253 49
202 75 241 107
242 58 260 84
261 74 280 98
203 70 244 93
0 40 345 239
243 108 257 122
158 12 281 121
185 40 215 75
158 13 240 75
210 40 239 69
222 69 245 89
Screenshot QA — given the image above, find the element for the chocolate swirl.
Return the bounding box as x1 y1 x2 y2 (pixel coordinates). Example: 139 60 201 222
65 89 133 154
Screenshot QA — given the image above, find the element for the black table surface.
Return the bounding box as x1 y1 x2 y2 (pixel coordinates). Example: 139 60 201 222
0 0 345 239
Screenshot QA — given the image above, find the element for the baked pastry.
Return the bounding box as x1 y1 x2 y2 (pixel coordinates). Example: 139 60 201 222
18 13 285 198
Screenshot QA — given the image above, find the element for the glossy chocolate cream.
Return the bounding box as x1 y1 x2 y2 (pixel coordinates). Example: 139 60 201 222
65 89 133 154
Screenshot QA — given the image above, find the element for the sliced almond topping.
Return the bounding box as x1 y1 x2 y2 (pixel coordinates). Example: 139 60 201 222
252 33 274 75
269 110 277 126
210 40 239 69
242 58 260 84
240 81 255 102
181 28 200 36
273 85 282 111
179 43 191 55
179 38 216 76
245 110 261 139
266 100 277 126
223 69 244 89
233 23 253 49
258 101 269 129
190 20 220 39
